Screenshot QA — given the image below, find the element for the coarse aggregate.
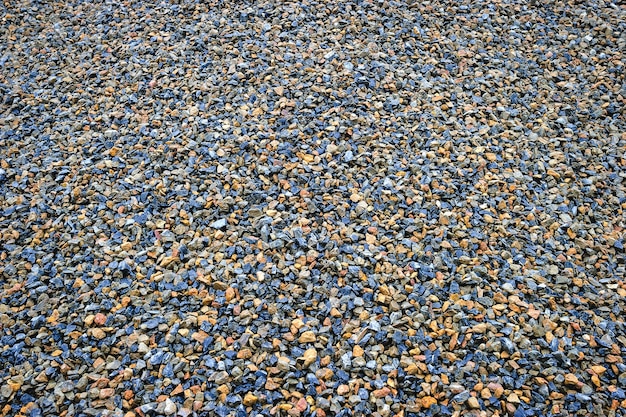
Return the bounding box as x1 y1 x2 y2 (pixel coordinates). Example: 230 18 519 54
1 0 626 416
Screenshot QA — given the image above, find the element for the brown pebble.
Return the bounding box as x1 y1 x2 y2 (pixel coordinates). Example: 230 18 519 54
507 392 520 403
373 387 391 398
421 396 437 408
91 328 106 339
298 331 316 343
237 348 252 359
243 392 258 406
352 345 364 357
564 373 581 388
467 396 480 409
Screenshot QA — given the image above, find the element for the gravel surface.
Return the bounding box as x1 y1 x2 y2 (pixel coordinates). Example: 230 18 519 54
1 0 625 416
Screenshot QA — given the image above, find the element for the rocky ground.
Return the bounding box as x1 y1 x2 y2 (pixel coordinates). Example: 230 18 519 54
1 0 625 416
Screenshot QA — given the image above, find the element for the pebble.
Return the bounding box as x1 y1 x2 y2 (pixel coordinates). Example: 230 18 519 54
210 219 227 229
467 396 480 409
242 393 258 407
1 0 625 416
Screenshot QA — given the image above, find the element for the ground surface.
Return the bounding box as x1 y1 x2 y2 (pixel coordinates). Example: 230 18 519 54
1 0 625 416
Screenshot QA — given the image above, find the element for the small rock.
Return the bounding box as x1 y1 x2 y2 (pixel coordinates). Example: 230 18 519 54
94 313 107 326
467 396 480 409
298 331 316 343
564 373 580 387
210 219 227 229
337 385 350 395
243 393 258 406
421 396 437 408
373 387 391 398
213 371 230 385
163 398 177 415
507 392 520 403
91 328 106 339
300 348 317 368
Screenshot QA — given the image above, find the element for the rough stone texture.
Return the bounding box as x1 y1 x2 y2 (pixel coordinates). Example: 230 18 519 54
0 0 625 416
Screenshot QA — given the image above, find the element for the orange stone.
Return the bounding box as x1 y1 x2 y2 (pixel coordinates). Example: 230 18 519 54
421 396 437 408
373 387 391 398
564 373 580 387
352 345 364 357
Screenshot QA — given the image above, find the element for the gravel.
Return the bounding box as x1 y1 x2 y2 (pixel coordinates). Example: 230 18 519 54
1 0 625 416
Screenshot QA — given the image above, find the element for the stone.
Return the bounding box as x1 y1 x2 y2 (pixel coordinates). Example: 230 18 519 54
163 399 177 415
210 219 227 229
243 393 258 406
467 397 480 409
298 331 316 343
